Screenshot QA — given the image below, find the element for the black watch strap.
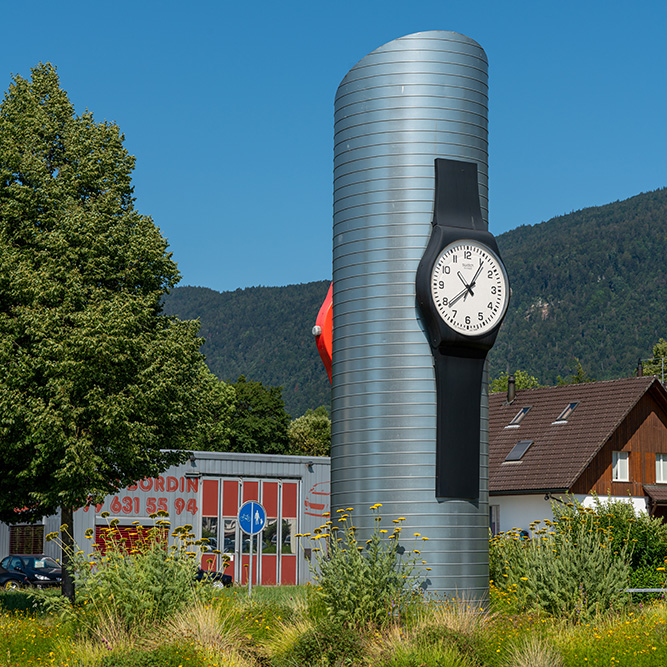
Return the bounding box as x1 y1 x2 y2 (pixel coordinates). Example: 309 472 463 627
431 159 486 501
433 349 486 500
433 158 483 231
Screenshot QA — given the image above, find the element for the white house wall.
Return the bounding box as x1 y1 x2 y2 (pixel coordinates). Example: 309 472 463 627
491 493 650 535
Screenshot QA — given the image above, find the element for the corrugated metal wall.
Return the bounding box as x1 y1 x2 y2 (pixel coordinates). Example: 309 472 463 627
332 31 490 599
35 452 330 586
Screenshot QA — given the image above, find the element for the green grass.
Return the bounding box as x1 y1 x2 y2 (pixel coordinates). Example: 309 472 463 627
3 587 667 666
0 608 73 666
558 608 667 666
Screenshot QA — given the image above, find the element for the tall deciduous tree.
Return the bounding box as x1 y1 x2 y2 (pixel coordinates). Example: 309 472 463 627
227 376 290 455
557 358 595 385
490 370 541 393
644 338 667 383
288 406 331 457
0 63 234 597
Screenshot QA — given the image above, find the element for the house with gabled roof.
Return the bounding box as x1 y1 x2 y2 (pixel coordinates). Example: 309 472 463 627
488 375 667 535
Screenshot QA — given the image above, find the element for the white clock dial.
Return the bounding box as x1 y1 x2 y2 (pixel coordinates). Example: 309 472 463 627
430 239 509 336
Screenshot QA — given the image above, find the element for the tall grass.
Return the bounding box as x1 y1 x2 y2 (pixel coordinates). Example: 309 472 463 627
3 589 667 665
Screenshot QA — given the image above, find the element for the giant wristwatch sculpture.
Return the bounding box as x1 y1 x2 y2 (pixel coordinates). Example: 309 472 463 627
416 158 510 501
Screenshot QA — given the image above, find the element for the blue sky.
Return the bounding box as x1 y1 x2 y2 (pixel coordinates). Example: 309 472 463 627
2 1 665 292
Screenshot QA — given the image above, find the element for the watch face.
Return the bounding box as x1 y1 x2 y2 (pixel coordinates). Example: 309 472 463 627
430 239 509 336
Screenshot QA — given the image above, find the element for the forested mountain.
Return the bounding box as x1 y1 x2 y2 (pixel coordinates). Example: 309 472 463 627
163 187 667 416
163 282 332 418
491 187 667 384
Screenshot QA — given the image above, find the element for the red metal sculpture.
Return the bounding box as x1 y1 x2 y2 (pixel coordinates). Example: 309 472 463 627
313 282 333 383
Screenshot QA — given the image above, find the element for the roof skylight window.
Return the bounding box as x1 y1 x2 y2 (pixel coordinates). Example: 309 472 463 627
504 440 534 462
506 406 531 428
553 402 579 424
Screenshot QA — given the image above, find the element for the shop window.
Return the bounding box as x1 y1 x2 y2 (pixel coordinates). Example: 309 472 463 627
202 479 219 517
242 533 260 554
262 518 278 553
202 516 218 551
222 480 239 516
243 481 259 502
10 525 44 555
95 525 159 554
281 518 298 554
223 519 237 554
262 481 279 518
282 483 298 519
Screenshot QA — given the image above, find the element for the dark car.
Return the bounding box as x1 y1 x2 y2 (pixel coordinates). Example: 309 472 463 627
196 568 232 588
0 565 31 590
0 555 62 588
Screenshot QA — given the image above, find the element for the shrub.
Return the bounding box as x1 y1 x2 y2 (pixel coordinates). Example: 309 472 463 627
77 520 201 633
269 616 367 667
551 495 667 570
100 643 201 667
300 505 427 628
0 590 37 613
46 513 220 642
627 563 667 603
490 510 631 619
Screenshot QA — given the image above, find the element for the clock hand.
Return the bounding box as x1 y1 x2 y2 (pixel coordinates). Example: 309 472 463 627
470 261 484 288
448 286 470 307
457 271 474 297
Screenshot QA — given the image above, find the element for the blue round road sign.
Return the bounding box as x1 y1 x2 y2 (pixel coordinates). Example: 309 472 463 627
238 501 267 535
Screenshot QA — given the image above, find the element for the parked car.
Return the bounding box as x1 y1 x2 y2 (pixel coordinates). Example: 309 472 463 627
0 565 31 590
196 568 232 588
0 555 62 588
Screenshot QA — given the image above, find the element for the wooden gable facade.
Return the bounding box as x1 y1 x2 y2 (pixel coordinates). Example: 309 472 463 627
488 376 667 529
569 381 667 514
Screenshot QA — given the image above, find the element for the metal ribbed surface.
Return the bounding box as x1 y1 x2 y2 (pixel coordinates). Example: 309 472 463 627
331 31 490 599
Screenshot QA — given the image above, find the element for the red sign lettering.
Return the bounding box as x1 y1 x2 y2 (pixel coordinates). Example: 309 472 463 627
96 475 199 518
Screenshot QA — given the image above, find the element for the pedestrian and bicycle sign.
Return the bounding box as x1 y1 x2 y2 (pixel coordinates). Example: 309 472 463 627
239 501 266 535
238 501 266 597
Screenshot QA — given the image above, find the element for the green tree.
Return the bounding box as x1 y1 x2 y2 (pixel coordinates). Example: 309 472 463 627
557 358 595 385
644 338 667 382
227 376 290 454
288 405 331 456
0 63 233 597
490 369 541 393
188 374 236 452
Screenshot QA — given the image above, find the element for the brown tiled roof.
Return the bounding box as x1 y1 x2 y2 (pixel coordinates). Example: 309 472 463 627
488 376 665 494
643 485 667 503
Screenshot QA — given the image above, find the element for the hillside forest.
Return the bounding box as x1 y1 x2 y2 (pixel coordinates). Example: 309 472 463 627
164 187 667 417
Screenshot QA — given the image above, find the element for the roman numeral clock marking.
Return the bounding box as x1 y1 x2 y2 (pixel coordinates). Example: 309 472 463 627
430 240 509 337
